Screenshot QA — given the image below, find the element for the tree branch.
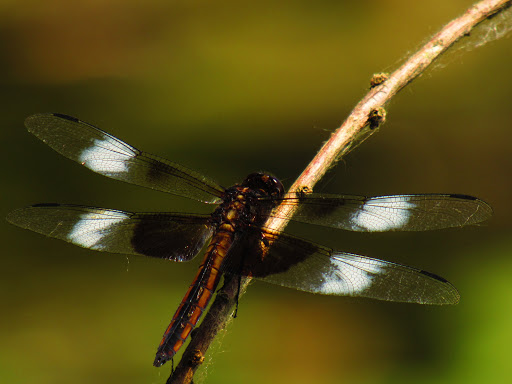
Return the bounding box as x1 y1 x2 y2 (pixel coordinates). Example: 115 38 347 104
166 0 512 382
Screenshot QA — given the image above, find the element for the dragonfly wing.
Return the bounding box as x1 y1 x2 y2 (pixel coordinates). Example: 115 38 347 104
226 228 459 305
7 204 214 261
271 193 492 232
25 113 224 203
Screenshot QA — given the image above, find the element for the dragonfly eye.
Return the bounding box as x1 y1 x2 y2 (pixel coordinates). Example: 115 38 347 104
268 175 284 198
242 173 284 198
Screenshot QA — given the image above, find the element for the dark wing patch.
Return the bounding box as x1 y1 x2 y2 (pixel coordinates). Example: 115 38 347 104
7 204 213 261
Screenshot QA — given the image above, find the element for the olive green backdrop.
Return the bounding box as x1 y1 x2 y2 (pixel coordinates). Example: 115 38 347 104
1 1 511 383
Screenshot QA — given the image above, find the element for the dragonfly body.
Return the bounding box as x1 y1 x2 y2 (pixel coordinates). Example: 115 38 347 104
7 113 493 367
154 173 284 366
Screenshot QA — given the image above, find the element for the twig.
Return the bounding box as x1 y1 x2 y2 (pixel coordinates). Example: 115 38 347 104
166 0 512 382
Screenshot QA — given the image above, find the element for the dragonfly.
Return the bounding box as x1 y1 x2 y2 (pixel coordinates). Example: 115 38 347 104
7 113 492 367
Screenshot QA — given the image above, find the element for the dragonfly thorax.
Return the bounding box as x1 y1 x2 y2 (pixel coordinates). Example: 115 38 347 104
211 173 283 231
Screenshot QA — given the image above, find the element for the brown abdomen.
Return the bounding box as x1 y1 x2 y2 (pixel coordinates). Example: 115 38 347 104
153 230 233 367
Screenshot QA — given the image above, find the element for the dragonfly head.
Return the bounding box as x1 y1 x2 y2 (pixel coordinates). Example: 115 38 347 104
242 172 284 199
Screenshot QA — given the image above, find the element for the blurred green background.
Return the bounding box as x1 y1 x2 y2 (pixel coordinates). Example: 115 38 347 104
1 1 511 383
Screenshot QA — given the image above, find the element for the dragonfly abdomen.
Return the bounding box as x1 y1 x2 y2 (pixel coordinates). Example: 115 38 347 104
153 229 233 367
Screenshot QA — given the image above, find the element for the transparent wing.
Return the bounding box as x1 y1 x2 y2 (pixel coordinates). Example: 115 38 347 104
7 204 214 261
225 228 459 305
269 193 492 232
25 113 224 203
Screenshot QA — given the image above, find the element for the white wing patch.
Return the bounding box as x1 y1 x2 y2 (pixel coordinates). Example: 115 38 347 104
68 211 129 249
79 136 136 173
350 196 416 231
315 254 385 295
